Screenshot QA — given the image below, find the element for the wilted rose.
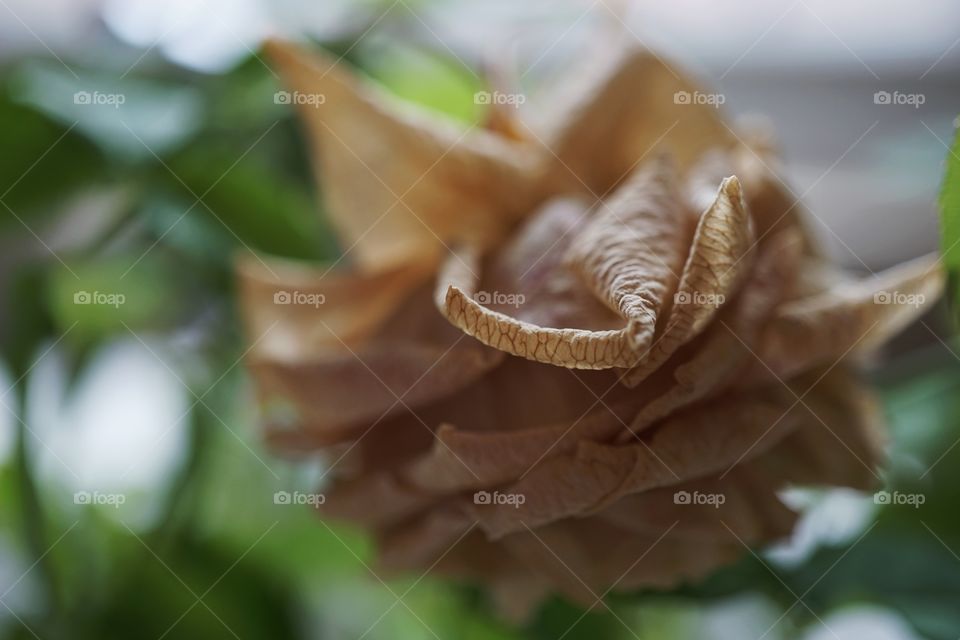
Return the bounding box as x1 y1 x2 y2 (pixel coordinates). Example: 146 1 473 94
238 38 943 620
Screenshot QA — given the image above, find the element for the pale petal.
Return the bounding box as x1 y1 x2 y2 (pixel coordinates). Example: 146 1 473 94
265 40 539 272
752 253 944 381
237 252 430 360
535 43 732 196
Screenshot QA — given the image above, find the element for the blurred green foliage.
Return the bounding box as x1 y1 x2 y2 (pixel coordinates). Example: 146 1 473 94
939 125 960 308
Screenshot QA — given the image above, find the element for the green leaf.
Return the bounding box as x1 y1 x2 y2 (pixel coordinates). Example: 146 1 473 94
0 95 105 225
1 265 55 377
12 61 204 161
160 142 335 261
938 120 960 274
45 254 182 345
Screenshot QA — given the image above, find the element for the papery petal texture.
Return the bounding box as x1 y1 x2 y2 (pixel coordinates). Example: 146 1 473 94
240 38 944 621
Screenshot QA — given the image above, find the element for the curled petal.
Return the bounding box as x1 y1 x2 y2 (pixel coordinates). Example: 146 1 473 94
752 253 944 381
622 175 756 387
436 246 650 368
567 157 694 348
623 228 802 436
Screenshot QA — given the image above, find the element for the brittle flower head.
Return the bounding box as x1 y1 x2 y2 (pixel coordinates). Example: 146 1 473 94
239 37 943 620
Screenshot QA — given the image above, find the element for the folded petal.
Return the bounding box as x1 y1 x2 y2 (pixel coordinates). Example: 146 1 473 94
471 387 799 538
265 40 539 272
535 42 732 196
237 252 430 359
758 367 886 490
621 175 756 387
751 253 944 381
435 198 662 368
597 464 798 544
250 282 504 445
567 157 694 349
622 227 802 435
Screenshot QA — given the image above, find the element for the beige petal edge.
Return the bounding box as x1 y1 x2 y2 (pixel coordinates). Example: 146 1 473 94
434 246 649 369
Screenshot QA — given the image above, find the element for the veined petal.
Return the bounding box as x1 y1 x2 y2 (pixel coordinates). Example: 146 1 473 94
621 175 755 387
567 157 694 349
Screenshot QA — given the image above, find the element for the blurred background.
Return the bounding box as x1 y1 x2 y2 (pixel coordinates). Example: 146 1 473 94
0 0 958 638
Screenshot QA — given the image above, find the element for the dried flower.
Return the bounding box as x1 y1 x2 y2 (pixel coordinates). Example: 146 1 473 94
239 38 943 620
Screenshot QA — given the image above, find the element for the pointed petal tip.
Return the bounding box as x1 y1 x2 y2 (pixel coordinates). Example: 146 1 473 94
721 175 742 199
